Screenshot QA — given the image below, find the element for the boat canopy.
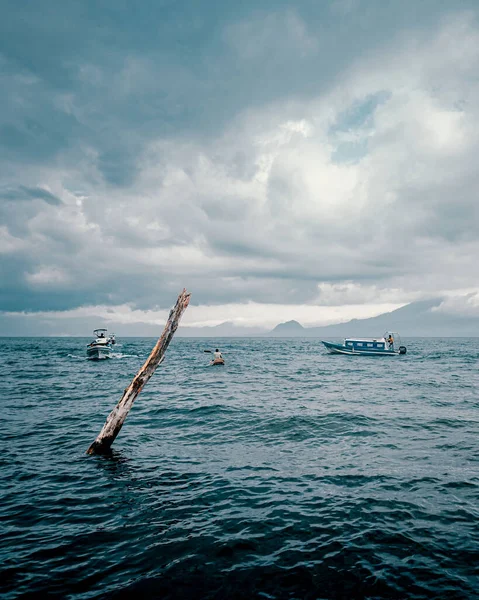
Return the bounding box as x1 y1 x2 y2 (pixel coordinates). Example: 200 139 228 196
93 328 108 335
345 337 385 343
383 331 402 343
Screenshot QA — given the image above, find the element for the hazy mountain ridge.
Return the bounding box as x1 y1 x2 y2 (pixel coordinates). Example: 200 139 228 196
267 299 479 337
3 298 479 337
179 298 479 337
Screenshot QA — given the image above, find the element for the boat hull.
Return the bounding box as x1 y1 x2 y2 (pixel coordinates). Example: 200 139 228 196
322 341 397 356
211 359 225 366
86 344 111 360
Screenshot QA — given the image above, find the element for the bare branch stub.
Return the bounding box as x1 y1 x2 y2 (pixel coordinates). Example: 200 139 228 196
86 289 191 455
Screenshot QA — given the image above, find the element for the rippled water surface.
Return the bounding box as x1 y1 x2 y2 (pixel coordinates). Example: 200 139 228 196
1 337 478 599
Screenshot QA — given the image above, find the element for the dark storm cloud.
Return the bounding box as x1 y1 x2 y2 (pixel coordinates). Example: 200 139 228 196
0 186 62 205
1 0 466 180
1 0 479 328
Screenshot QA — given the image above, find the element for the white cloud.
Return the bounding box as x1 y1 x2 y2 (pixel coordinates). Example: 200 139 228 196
432 291 479 317
0 226 25 254
315 282 421 306
2 10 479 329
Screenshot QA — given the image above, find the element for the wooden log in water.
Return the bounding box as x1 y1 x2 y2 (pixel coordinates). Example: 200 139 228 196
87 289 191 455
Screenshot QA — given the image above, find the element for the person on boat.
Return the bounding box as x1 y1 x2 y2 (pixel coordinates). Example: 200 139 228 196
387 334 394 349
213 349 223 361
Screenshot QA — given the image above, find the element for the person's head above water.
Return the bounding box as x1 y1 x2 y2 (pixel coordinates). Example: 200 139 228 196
215 349 219 352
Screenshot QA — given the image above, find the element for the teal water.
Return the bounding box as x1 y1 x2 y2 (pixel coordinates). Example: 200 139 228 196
1 337 478 599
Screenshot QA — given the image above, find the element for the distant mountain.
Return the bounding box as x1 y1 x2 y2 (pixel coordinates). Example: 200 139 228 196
269 320 305 336
6 298 476 338
266 299 479 337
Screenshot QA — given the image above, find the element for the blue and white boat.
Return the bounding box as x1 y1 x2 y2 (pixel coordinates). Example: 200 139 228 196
86 328 112 360
322 332 407 356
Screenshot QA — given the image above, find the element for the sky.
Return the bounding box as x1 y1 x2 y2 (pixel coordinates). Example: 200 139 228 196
1 0 479 335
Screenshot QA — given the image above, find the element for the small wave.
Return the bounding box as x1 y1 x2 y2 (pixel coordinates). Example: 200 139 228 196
1 336 478 600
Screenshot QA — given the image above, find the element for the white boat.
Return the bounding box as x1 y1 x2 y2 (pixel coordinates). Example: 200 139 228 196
322 331 407 356
86 328 112 360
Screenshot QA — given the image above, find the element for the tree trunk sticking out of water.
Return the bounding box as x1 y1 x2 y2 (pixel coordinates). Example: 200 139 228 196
86 289 191 455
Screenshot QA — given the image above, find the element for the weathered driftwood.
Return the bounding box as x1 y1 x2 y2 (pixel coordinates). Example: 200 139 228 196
87 289 191 455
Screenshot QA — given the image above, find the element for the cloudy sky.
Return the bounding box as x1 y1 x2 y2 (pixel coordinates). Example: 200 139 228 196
1 0 479 335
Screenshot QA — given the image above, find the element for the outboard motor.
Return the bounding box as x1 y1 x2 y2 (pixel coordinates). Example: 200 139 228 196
399 346 407 354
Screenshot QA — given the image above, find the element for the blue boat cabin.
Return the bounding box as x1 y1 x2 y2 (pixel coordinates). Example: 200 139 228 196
344 339 387 351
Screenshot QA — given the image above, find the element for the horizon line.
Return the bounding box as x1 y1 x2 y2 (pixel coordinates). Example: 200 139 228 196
1 335 478 339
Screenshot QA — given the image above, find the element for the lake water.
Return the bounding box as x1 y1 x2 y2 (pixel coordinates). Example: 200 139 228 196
1 337 478 599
